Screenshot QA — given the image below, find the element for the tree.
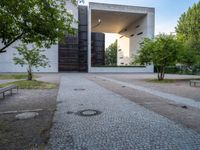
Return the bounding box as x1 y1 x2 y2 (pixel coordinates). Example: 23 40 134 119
176 1 200 56
0 0 79 53
135 34 182 80
105 40 117 66
177 40 198 69
13 44 49 80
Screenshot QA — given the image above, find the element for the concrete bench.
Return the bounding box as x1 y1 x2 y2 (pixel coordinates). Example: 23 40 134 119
0 85 18 99
190 80 200 87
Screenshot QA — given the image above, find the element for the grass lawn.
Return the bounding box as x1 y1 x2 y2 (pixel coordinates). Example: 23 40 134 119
146 78 200 83
0 74 37 80
0 80 57 89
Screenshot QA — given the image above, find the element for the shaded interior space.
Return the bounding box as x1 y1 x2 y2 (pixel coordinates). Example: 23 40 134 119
91 9 148 67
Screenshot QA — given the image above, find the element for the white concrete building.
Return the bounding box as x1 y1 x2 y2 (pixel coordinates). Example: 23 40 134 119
0 2 155 73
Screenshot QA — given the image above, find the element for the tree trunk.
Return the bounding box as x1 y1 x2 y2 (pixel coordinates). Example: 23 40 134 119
157 66 165 80
27 66 32 81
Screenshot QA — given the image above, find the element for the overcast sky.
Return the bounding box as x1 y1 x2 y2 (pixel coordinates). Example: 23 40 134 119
83 0 199 47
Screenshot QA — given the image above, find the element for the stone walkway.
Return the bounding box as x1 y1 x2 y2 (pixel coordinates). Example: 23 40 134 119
48 74 200 150
97 76 200 109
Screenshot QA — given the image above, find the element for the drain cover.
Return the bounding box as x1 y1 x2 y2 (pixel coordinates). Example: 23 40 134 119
66 111 74 114
182 105 188 109
74 88 85 91
76 109 102 117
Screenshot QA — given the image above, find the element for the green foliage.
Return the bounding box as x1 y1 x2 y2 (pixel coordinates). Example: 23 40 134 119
176 1 200 42
105 40 117 66
134 38 154 65
0 0 78 53
177 40 198 68
163 66 200 75
13 44 49 80
136 34 182 80
0 80 57 89
176 1 200 66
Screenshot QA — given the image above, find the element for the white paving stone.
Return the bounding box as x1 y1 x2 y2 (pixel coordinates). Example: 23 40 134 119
15 112 39 120
48 74 200 150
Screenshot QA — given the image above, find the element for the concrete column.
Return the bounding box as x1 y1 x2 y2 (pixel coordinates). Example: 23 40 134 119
146 11 155 38
88 6 92 72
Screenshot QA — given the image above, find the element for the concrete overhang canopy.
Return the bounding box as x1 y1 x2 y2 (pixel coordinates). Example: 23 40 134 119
90 2 154 33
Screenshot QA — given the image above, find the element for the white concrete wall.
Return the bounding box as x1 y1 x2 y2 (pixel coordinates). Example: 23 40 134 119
117 35 130 66
117 16 148 66
90 65 154 73
129 16 148 55
0 42 58 72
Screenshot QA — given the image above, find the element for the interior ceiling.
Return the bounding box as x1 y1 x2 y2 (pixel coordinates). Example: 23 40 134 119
91 10 146 33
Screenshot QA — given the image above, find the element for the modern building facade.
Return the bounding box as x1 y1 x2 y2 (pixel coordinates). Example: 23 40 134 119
0 2 155 73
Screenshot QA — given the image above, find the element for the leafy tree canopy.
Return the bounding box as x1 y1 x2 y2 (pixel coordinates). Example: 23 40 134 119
175 1 200 72
176 1 200 54
176 1 200 40
105 40 117 66
0 0 79 53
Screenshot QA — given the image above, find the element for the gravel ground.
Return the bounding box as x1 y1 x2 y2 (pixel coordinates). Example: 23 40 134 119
36 73 63 84
98 73 200 101
0 73 60 150
48 74 200 150
0 79 18 84
96 75 200 109
0 89 58 112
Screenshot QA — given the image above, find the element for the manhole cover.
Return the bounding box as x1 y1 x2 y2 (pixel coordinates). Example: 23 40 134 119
74 88 85 91
182 105 188 109
76 109 102 117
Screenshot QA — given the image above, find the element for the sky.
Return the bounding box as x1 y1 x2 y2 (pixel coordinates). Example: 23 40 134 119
83 0 199 47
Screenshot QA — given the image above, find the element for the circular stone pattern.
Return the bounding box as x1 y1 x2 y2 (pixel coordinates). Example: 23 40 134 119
15 112 39 120
76 109 102 117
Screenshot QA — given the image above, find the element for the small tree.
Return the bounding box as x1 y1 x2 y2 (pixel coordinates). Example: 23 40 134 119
105 40 117 66
135 34 182 80
13 44 49 80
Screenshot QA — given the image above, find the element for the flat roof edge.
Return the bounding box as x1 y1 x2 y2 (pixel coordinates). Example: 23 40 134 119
89 2 155 12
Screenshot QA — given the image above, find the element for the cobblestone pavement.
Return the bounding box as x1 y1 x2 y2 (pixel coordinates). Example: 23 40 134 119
48 74 200 150
97 76 200 110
